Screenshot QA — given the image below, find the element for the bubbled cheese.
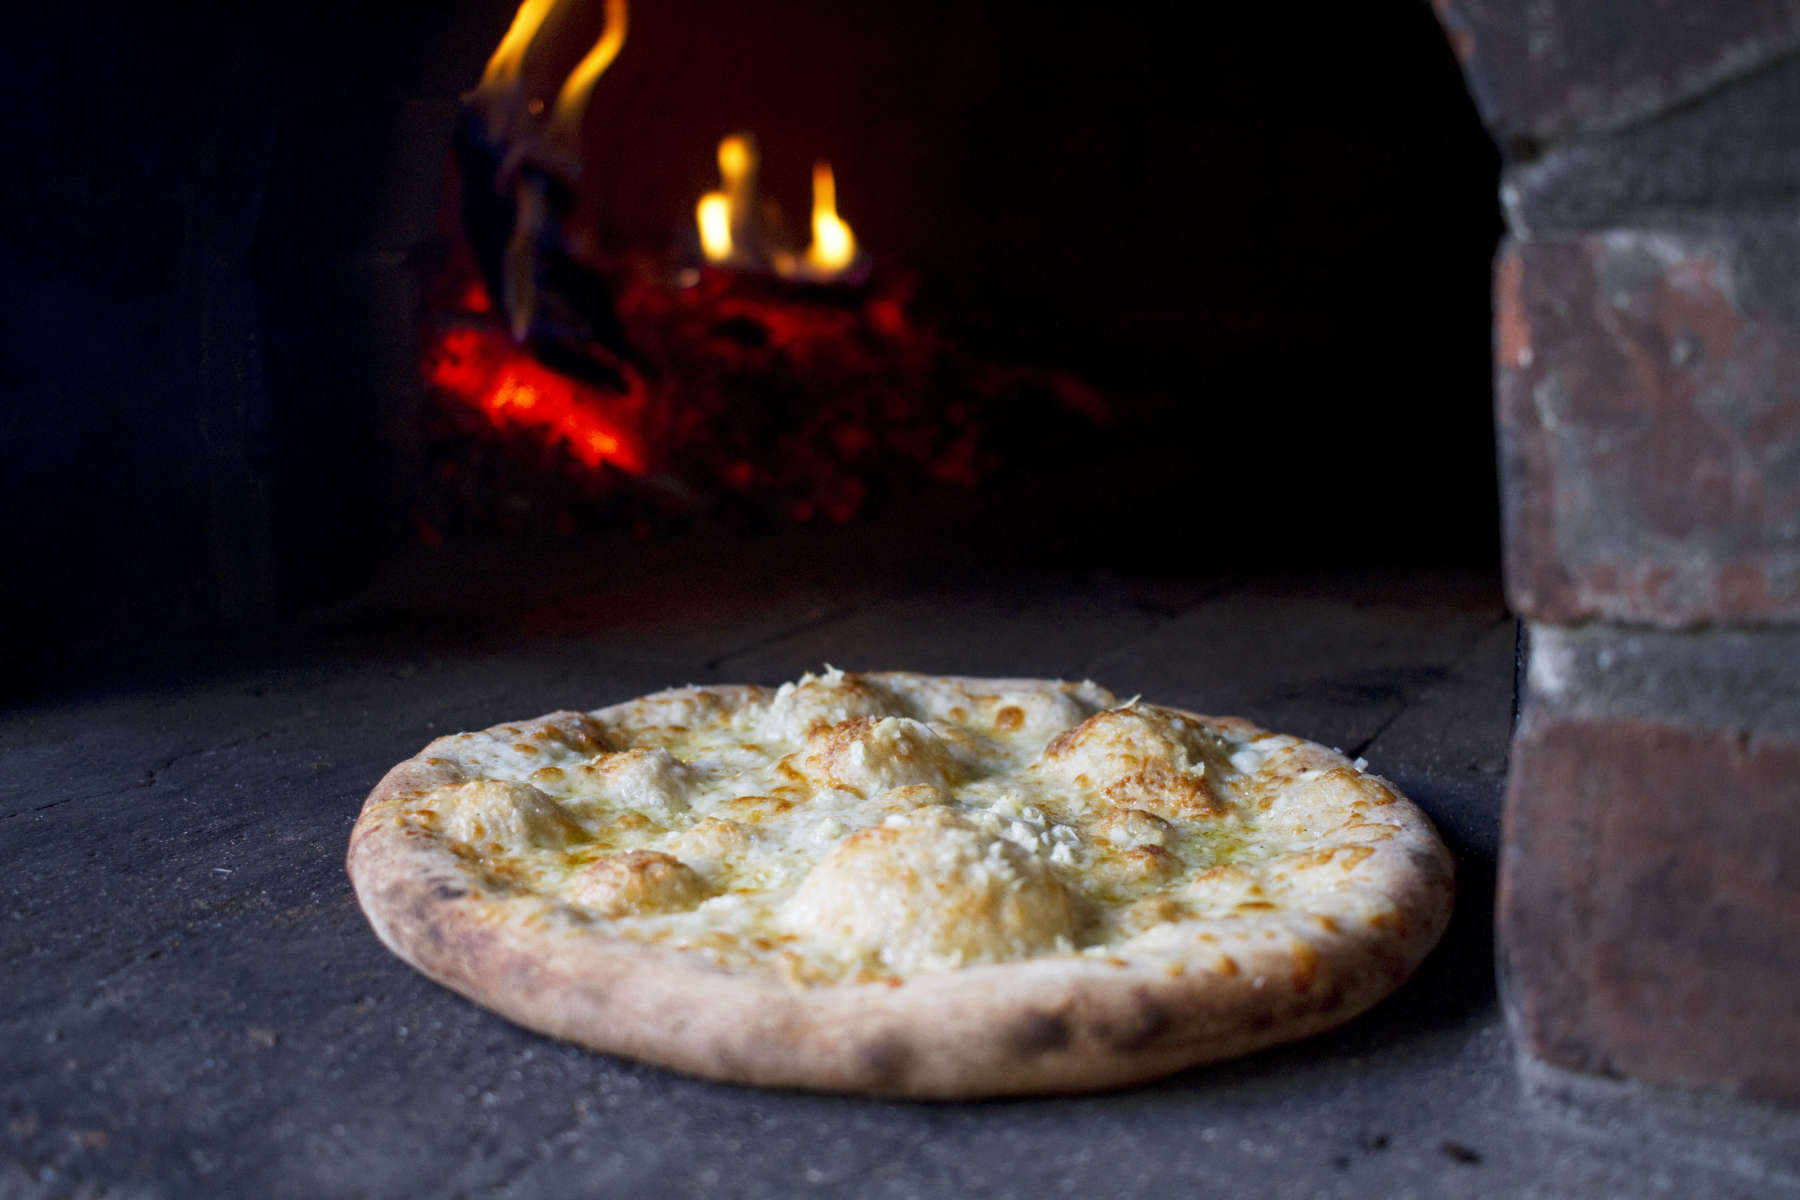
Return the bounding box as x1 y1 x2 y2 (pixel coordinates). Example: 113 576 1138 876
761 667 904 741
794 716 959 796
414 670 1395 985
436 779 584 850
570 850 710 917
783 808 1079 973
567 747 696 818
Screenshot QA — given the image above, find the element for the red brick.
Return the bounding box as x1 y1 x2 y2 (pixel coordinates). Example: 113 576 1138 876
1431 0 1800 141
1500 704 1800 1104
1495 231 1800 627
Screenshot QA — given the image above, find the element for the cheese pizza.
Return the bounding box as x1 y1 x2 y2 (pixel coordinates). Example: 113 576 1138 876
347 669 1453 1097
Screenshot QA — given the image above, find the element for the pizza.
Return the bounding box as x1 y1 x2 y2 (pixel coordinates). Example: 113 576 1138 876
347 669 1453 1097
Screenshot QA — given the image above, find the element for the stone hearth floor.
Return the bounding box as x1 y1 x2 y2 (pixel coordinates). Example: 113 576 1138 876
5 532 1796 1197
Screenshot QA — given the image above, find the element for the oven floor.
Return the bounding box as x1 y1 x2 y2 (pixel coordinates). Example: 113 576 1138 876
5 534 1795 1197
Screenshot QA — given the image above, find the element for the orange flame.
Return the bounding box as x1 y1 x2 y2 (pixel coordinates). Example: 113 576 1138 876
473 0 629 169
693 139 858 278
804 160 856 274
547 0 629 158
478 0 560 98
696 192 733 261
697 134 757 263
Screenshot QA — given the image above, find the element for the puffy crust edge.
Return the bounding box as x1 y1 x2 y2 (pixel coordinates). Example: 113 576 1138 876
347 691 1454 1099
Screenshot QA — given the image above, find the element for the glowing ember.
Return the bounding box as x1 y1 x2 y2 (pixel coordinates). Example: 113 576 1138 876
424 318 647 474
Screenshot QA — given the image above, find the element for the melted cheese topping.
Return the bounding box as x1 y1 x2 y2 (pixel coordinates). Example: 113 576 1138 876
397 669 1410 985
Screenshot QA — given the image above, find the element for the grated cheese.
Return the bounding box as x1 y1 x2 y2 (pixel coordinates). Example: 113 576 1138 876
418 671 1393 984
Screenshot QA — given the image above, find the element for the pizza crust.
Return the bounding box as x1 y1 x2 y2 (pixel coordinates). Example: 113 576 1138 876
347 674 1453 1098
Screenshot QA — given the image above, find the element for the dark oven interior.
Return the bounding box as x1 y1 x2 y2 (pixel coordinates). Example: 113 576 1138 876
3 0 1499 690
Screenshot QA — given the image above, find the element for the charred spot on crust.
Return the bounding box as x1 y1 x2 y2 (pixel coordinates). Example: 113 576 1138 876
1007 1011 1074 1056
432 884 470 901
1098 989 1174 1053
407 891 454 951
855 1032 914 1090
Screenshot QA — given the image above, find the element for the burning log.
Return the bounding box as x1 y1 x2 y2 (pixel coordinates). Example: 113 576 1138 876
420 259 1109 537
454 0 634 375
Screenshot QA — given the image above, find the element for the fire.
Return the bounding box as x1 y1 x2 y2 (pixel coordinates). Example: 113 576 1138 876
805 161 856 273
693 137 858 279
425 319 647 474
546 0 629 157
441 0 1065 537
697 134 757 264
718 134 755 189
478 0 559 100
471 0 629 174
466 0 633 344
696 193 733 261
